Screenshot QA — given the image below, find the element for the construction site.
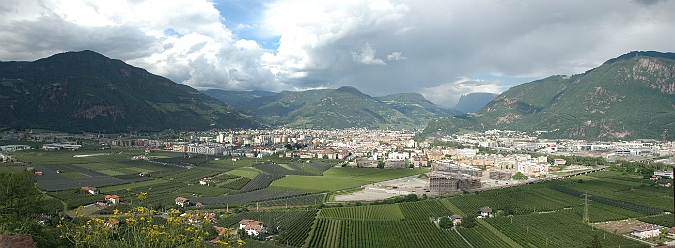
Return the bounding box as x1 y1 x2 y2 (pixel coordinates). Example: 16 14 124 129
428 172 482 193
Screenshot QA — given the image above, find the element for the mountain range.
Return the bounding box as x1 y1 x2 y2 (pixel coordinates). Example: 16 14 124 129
4 50 674 139
204 87 462 130
0 51 259 133
422 51 675 140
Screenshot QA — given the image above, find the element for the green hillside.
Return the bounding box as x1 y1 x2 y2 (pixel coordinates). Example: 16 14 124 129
0 50 260 132
422 51 675 140
205 87 455 130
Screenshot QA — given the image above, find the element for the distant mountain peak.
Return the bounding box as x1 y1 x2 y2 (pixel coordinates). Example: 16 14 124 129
603 51 675 65
0 50 259 132
422 51 675 140
334 86 364 95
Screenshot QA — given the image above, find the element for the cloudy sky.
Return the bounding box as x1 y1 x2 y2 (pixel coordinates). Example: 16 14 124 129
1 0 674 107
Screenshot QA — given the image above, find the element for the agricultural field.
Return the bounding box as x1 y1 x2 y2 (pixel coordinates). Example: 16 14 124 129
8 148 190 191
270 167 429 192
318 204 404 221
232 173 285 194
192 189 310 207
226 167 260 178
257 193 325 208
220 209 318 247
554 172 674 212
253 162 332 176
218 177 251 190
398 200 454 220
486 210 646 247
5 145 672 248
306 219 468 248
447 183 583 216
263 171 661 247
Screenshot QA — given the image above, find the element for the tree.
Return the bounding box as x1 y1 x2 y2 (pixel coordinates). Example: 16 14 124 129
438 217 453 229
587 234 602 248
377 160 385 169
461 216 476 228
404 194 419 202
0 172 43 217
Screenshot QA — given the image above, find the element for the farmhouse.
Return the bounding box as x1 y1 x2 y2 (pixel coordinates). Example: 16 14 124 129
480 207 493 218
105 195 120 205
450 214 462 226
239 219 265 236
199 178 212 185
631 224 662 239
81 186 99 194
175 197 190 207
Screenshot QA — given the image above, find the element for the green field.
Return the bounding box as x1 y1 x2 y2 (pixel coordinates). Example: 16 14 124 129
3 146 669 248
270 167 429 192
318 205 404 221
227 167 260 178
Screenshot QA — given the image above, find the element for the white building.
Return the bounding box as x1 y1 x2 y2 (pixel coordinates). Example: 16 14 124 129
631 224 661 239
239 219 264 236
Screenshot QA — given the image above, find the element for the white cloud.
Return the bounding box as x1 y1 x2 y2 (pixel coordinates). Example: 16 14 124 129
1 0 675 107
420 77 503 108
352 43 386 65
386 52 407 61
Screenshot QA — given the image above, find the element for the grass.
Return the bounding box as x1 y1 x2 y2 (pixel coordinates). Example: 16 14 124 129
226 167 260 179
270 167 429 192
97 169 126 176
98 178 168 192
0 164 28 173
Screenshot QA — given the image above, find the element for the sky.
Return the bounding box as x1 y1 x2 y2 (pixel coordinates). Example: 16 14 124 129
1 0 674 107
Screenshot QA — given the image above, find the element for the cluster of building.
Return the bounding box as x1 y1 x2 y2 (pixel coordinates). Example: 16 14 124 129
0 152 16 163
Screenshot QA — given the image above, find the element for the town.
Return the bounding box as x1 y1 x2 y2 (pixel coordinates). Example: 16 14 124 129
3 128 674 195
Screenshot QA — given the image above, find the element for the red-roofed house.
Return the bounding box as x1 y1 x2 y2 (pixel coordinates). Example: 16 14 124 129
175 197 190 207
631 224 662 239
81 186 99 195
105 195 120 205
239 219 265 236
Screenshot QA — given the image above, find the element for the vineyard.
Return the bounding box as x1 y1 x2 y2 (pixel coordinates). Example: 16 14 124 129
193 189 310 207
447 184 581 216
257 194 325 208
638 214 675 228
318 205 404 220
232 173 285 194
559 174 674 212
219 209 318 247
254 163 315 176
485 210 647 247
398 200 454 220
217 177 251 190
306 219 468 248
550 185 663 215
457 222 514 248
9 147 672 248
